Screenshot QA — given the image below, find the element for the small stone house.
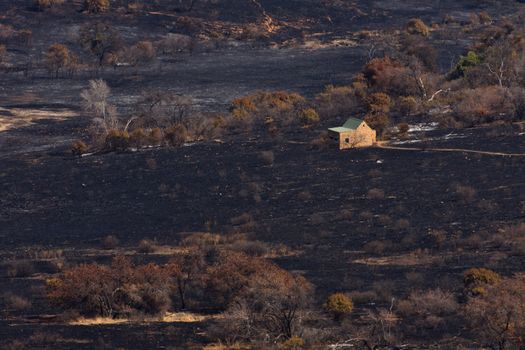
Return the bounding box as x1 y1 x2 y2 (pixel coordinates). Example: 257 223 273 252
328 117 377 149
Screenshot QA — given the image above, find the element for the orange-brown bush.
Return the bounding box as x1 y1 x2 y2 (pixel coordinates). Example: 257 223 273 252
362 57 418 96
211 255 313 342
397 289 459 337
230 91 306 133
47 257 171 317
465 274 525 349
452 86 512 126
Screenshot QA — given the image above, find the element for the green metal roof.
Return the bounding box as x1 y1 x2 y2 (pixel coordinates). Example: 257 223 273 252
342 117 364 130
328 127 352 133
328 118 364 133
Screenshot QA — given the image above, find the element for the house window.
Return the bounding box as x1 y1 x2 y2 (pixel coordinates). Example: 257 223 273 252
345 138 350 143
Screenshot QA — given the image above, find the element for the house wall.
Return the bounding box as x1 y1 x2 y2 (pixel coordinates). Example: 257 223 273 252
338 127 376 149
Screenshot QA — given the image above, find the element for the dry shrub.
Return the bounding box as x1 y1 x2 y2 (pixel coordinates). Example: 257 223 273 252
230 213 256 232
229 240 269 257
300 108 320 126
429 229 447 249
102 235 119 249
397 122 409 135
452 86 512 126
128 41 156 66
362 57 418 96
137 239 157 254
348 290 378 305
259 150 274 165
314 85 360 118
367 188 385 199
164 124 188 147
454 184 477 202
465 273 525 350
310 131 332 150
129 128 149 148
324 293 353 321
359 210 374 221
48 257 171 317
368 168 382 178
71 140 88 156
463 267 501 295
377 214 392 226
405 271 425 288
6 260 34 278
397 289 459 335
84 0 110 13
181 232 222 247
309 213 324 225
394 218 410 230
363 240 392 255
105 129 130 151
158 33 193 55
406 18 430 36
337 208 353 221
3 293 31 310
230 91 305 132
397 96 418 117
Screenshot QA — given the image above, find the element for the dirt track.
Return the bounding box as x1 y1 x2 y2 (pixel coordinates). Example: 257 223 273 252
377 143 525 157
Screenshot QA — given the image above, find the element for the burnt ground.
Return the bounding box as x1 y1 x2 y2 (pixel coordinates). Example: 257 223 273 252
1 0 525 348
1 124 525 347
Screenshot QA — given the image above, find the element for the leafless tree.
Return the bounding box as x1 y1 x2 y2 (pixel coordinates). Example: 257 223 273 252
80 79 118 134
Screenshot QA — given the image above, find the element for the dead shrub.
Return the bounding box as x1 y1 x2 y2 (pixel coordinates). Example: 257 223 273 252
230 213 256 232
359 211 374 221
105 129 130 151
314 85 360 119
310 131 332 150
102 235 119 249
406 18 430 36
3 293 31 310
348 290 378 305
181 232 222 247
367 188 385 199
229 241 269 257
405 271 425 288
6 260 34 278
397 289 459 335
259 150 274 165
164 124 188 147
454 184 477 202
337 208 353 221
452 86 512 126
309 213 325 225
395 219 410 230
363 240 392 255
137 239 157 254
297 191 312 201
71 140 88 156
